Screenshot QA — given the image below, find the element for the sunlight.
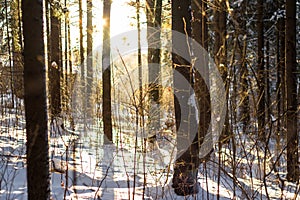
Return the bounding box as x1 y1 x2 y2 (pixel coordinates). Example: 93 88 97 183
4 0 300 199
101 18 107 28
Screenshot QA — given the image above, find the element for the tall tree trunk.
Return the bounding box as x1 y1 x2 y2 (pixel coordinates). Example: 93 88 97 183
191 0 211 160
214 0 229 143
147 0 162 134
137 0 142 117
102 0 113 143
213 2 227 198
4 0 14 104
146 0 154 64
191 1 211 198
192 0 208 49
64 0 68 75
171 0 200 195
87 0 93 119
22 0 50 199
78 0 86 128
49 5 62 119
67 17 72 74
285 0 299 182
11 0 24 99
135 1 143 197
79 0 84 74
238 0 250 135
257 0 265 141
276 0 285 159
193 1 211 198
265 40 270 123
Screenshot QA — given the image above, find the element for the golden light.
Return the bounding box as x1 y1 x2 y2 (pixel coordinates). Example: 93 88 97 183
101 18 107 27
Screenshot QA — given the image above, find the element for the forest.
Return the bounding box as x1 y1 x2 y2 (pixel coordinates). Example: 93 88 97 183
0 0 299 199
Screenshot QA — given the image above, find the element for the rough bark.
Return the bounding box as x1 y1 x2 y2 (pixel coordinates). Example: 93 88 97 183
147 0 162 133
275 0 285 158
49 5 62 119
257 0 265 141
102 0 113 142
191 0 211 161
285 0 299 182
172 0 200 195
22 0 50 198
86 0 93 119
214 0 229 143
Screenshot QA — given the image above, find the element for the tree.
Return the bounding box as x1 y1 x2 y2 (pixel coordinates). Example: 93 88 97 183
79 0 84 78
231 1 251 136
137 0 142 118
191 0 211 161
147 0 162 134
285 0 299 182
214 0 228 142
22 0 50 198
257 0 265 141
10 0 24 99
78 0 86 128
214 1 228 199
171 0 200 195
4 0 14 104
86 0 93 119
191 1 211 197
49 2 62 119
276 0 285 153
102 0 113 142
192 0 208 49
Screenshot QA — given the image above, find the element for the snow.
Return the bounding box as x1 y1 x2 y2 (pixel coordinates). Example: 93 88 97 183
1 129 300 199
0 97 300 199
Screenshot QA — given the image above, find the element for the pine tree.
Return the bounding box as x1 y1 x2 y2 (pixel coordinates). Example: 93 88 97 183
22 0 50 198
285 0 299 182
102 0 113 142
171 0 200 195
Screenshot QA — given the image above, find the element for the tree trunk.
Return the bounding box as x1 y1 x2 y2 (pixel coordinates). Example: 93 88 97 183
147 0 162 133
214 0 229 143
265 40 270 123
78 0 86 128
237 0 250 135
49 5 62 119
171 0 200 195
11 0 24 99
276 0 285 160
22 0 50 199
257 0 265 141
4 0 14 104
102 0 113 143
86 0 93 119
191 0 207 48
137 0 142 117
191 0 211 161
285 0 299 182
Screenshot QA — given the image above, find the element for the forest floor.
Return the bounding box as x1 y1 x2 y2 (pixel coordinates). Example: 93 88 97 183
0 98 299 199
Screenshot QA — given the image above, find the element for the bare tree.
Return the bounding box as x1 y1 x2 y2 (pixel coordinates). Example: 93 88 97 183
49 2 62 119
86 0 93 119
213 0 228 142
22 0 50 198
171 0 201 195
276 0 285 155
11 0 24 99
102 0 113 142
191 0 211 162
285 0 299 182
147 0 162 134
257 0 265 141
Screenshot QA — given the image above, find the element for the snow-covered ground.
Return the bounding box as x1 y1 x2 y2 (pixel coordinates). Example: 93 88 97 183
0 97 299 199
